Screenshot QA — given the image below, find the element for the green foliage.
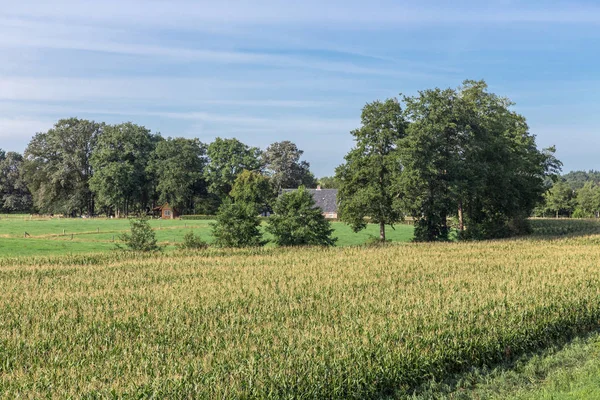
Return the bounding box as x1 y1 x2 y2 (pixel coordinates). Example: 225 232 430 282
336 98 406 241
176 230 208 250
399 80 560 241
22 118 102 215
90 123 160 217
267 186 337 246
263 141 316 191
0 150 32 212
229 169 274 214
204 138 262 200
118 216 160 252
193 193 222 215
561 170 600 190
573 181 600 218
212 199 265 247
544 180 576 218
318 176 340 189
147 137 207 214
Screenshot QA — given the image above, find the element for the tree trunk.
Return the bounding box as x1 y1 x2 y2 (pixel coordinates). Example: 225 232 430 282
380 221 386 241
556 210 559 219
458 199 464 232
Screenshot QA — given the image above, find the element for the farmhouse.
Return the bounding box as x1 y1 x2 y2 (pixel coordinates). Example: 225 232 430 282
282 186 338 219
153 203 179 219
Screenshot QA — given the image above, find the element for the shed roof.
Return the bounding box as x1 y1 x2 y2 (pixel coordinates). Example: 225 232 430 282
282 188 338 213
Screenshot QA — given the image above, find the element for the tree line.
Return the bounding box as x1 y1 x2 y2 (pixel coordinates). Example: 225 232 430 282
538 171 600 218
3 79 562 243
1 119 318 216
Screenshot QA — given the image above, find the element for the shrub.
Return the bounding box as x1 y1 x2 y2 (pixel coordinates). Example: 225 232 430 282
364 235 392 247
267 186 337 247
118 216 160 252
212 200 265 248
177 231 208 250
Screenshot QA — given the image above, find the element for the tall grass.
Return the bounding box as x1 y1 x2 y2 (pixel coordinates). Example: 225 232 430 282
1 238 600 398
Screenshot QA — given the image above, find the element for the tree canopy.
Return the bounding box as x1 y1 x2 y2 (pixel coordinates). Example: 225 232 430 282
544 180 576 218
399 80 560 240
263 141 316 192
204 138 262 200
89 122 159 217
212 200 265 248
0 150 32 212
267 186 336 246
336 98 406 241
147 137 207 214
23 118 102 215
229 169 273 214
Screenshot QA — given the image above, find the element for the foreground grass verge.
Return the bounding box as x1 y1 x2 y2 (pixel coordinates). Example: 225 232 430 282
1 238 600 398
407 330 600 399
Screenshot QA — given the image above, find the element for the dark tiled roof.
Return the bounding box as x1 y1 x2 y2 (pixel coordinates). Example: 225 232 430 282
282 189 338 213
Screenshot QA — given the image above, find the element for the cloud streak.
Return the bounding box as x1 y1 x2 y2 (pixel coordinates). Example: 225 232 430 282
4 1 600 28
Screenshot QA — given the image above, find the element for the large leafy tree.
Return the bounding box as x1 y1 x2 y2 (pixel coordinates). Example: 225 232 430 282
574 181 600 218
147 137 207 214
336 99 406 241
229 170 274 214
204 138 262 200
0 150 32 212
400 80 561 240
263 141 316 191
399 88 460 241
89 122 160 217
545 180 576 218
267 186 336 246
22 118 102 215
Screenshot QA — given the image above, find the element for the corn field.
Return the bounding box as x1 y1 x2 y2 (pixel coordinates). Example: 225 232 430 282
530 218 600 237
1 237 600 398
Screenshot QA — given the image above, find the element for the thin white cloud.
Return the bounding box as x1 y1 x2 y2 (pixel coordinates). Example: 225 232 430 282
0 17 444 78
0 117 53 138
0 77 270 102
3 1 600 29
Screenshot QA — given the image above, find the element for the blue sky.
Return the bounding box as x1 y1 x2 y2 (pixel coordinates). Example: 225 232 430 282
0 0 599 176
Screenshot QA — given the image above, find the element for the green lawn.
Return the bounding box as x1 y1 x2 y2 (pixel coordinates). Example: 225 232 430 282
0 216 414 257
407 330 600 399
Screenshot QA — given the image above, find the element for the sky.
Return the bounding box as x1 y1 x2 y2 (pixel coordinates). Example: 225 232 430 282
0 0 599 177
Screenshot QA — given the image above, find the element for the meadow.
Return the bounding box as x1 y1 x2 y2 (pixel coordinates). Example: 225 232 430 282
0 215 414 257
1 224 600 398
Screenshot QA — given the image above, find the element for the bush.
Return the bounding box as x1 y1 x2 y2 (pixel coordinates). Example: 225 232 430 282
364 235 392 247
267 186 337 247
212 200 265 248
177 231 208 250
118 216 160 252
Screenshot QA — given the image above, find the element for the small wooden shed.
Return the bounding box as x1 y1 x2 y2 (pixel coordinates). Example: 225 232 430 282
156 203 179 219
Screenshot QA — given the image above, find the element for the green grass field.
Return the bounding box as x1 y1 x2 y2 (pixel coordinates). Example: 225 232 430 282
0 215 414 257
